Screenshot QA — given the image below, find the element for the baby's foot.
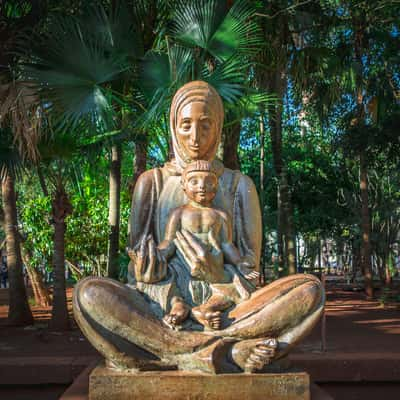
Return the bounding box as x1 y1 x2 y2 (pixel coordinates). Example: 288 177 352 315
244 338 278 373
205 311 222 330
192 308 222 330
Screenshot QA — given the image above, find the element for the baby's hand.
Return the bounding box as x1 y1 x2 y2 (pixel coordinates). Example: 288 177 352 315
238 262 260 285
163 297 190 330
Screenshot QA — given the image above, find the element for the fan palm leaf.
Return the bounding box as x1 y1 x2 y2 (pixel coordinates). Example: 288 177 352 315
20 2 143 130
169 0 262 61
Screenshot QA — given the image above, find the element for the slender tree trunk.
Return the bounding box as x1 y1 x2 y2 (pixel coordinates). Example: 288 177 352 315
385 251 392 286
282 171 297 274
1 173 33 325
221 122 241 170
359 151 374 298
107 145 121 279
269 85 285 272
353 18 374 298
268 70 296 275
22 249 51 307
376 255 385 284
50 186 72 330
37 166 49 197
259 113 266 283
317 237 322 273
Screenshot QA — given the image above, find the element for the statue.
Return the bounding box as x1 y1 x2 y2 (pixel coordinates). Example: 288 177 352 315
73 81 324 375
160 160 258 331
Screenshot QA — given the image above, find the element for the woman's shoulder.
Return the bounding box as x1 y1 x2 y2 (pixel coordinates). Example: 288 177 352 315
221 167 256 192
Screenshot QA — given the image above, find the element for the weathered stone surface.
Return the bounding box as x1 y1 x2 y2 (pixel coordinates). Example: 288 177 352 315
73 80 325 375
89 364 310 400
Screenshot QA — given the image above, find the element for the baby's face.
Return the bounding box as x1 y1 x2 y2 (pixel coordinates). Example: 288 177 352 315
183 171 218 205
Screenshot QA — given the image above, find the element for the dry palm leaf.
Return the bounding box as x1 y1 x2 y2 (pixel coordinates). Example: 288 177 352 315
0 79 41 162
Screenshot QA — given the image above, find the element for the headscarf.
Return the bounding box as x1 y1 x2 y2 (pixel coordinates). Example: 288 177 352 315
169 81 224 173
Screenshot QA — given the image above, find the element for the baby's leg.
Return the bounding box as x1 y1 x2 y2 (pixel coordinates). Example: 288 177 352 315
192 295 233 330
163 296 190 329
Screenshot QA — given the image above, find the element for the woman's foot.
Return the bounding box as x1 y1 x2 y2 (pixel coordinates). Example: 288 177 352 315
231 337 278 373
244 338 278 373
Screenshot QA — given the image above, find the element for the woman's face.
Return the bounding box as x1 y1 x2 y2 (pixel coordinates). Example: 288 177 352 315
176 101 217 160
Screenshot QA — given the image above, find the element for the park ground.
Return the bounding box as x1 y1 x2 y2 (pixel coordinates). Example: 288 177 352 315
0 278 399 400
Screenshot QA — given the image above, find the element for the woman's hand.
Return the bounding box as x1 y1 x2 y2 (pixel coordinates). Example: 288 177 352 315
175 229 224 283
127 235 167 283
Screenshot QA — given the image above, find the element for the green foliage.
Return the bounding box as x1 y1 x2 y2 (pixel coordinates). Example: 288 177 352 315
2 0 399 285
19 162 131 277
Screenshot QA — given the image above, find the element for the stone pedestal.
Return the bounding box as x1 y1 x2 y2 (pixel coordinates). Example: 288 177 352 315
89 364 310 400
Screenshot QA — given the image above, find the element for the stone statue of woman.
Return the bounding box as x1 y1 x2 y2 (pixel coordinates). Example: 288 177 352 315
73 81 324 374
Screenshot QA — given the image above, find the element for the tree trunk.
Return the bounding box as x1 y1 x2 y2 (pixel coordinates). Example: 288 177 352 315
259 113 266 283
269 87 285 272
317 238 322 273
353 18 373 298
1 172 33 326
268 70 296 275
385 251 392 287
49 185 72 330
221 122 241 170
281 170 297 274
360 151 374 297
107 145 122 279
22 249 51 307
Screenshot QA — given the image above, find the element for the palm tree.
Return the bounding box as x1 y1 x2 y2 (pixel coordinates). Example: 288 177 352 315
21 2 144 279
36 131 85 330
0 2 43 325
0 129 34 325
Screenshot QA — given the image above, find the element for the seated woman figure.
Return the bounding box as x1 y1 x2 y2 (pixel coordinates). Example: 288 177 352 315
73 81 324 374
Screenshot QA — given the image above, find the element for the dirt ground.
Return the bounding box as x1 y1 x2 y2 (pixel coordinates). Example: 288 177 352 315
0 279 400 399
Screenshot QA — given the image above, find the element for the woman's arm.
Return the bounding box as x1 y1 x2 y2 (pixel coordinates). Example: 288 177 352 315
128 169 167 283
233 174 262 271
158 208 182 260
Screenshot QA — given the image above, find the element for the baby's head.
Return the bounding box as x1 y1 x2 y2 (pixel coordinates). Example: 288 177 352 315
181 161 218 205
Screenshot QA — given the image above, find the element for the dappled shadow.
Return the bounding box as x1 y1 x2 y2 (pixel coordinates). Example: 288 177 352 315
297 288 400 353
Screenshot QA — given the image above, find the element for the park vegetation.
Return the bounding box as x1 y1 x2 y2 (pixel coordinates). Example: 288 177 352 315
0 0 399 329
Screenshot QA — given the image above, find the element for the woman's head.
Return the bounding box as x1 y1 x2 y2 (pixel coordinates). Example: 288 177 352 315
170 81 224 166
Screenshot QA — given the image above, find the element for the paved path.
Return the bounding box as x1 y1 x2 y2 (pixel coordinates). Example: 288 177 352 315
1 285 399 385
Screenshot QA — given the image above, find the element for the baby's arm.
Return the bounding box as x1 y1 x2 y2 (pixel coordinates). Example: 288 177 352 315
158 208 182 260
217 210 242 265
218 211 260 283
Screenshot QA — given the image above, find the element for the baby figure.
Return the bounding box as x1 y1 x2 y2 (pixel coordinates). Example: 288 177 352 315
158 160 259 330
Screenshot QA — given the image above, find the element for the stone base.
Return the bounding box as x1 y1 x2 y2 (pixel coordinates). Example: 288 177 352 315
89 363 310 400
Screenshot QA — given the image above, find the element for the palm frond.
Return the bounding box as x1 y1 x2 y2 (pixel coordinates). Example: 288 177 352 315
0 126 26 181
20 4 141 131
170 0 225 50
0 78 41 161
169 0 261 61
208 0 262 60
137 45 194 128
201 56 247 103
